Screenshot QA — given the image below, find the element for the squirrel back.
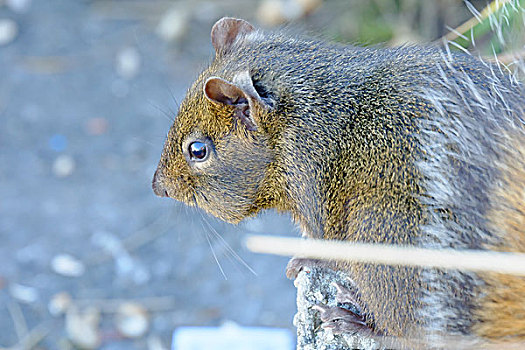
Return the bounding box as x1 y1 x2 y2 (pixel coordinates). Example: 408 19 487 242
152 17 525 342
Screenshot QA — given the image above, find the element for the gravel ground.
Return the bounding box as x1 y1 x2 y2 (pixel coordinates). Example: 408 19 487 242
0 1 298 348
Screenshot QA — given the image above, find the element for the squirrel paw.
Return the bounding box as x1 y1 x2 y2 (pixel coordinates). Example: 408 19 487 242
286 257 338 279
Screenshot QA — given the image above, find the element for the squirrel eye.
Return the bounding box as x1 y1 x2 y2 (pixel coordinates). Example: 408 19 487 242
188 141 208 161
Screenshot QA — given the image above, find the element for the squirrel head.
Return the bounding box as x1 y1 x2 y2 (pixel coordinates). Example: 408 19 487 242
152 17 279 223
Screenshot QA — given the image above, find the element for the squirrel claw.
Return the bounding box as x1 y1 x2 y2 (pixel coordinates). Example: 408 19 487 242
332 282 360 309
313 304 372 336
313 282 376 336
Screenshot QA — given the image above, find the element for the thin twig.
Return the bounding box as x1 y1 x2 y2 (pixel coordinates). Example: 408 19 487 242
85 216 171 265
74 296 178 313
7 301 28 342
7 321 54 350
495 48 525 65
441 0 513 42
246 235 525 276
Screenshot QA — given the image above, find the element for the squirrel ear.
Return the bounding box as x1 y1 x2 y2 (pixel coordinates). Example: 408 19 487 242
204 77 247 106
211 17 255 54
204 72 271 132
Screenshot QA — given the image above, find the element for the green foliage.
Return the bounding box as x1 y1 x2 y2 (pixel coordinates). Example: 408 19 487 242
449 0 525 55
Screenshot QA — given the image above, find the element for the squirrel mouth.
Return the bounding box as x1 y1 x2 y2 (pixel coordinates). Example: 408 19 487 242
152 169 198 207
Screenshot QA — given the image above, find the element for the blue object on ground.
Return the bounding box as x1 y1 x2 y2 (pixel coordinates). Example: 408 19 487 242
172 322 294 350
48 134 67 152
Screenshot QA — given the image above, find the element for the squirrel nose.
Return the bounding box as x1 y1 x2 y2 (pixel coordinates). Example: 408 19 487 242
152 169 169 197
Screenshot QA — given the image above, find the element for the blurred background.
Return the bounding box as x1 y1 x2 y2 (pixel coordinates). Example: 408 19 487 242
1 0 523 349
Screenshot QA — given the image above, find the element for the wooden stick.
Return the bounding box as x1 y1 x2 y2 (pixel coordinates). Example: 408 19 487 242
246 235 525 276
442 0 513 42
496 48 525 65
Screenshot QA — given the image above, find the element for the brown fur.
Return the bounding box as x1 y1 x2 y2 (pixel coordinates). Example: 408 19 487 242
475 273 525 340
487 134 525 253
476 133 525 340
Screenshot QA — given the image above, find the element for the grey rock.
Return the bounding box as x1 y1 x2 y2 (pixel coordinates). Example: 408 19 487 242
294 266 380 350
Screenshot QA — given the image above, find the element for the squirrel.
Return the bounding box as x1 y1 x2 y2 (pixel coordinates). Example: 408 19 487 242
152 17 525 345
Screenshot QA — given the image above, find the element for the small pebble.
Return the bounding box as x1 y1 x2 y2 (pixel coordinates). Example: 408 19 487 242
0 18 18 46
85 117 108 135
91 231 151 284
9 283 39 303
115 302 150 338
156 6 189 42
6 0 31 13
66 306 101 349
51 254 85 277
52 154 75 177
116 46 141 80
48 292 73 316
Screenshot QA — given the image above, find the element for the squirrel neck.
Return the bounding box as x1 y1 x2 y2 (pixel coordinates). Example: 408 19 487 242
262 51 425 242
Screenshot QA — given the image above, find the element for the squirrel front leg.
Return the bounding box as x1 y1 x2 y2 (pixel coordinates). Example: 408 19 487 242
342 262 422 337
287 255 422 340
299 192 426 338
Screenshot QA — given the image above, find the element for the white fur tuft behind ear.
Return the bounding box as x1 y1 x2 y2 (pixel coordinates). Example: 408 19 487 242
211 17 255 54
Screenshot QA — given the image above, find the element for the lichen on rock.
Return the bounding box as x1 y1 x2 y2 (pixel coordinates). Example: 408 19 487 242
293 266 381 350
